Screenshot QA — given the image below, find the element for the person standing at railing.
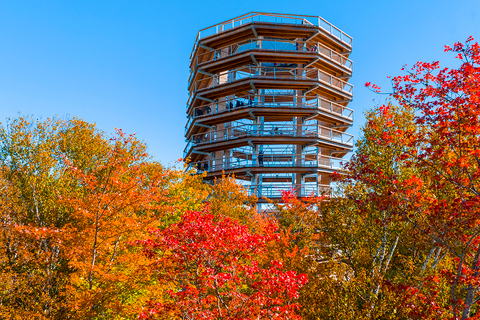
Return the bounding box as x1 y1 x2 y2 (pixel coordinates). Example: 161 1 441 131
258 150 264 167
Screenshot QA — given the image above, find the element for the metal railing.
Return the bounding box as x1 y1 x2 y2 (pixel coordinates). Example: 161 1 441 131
190 12 353 61
185 93 353 133
247 183 333 198
189 38 353 75
190 153 346 173
184 123 354 156
191 66 354 95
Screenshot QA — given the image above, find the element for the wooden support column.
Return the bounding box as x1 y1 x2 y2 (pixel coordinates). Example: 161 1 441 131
215 54 230 171
294 88 304 196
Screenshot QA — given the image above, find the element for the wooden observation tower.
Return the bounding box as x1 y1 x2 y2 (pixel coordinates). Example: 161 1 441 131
184 12 353 202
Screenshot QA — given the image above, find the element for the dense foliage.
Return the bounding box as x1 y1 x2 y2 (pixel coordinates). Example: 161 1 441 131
1 37 479 319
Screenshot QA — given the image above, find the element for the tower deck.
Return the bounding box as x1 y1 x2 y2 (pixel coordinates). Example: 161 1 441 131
184 12 353 200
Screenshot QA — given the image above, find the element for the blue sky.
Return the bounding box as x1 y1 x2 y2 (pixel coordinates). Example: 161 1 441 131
0 0 478 165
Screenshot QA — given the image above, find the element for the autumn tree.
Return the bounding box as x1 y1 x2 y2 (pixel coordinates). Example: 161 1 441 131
0 117 207 319
312 103 450 319
347 37 480 318
135 205 308 320
0 117 113 319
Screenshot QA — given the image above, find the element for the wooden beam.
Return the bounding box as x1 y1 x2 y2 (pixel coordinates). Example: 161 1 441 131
305 58 320 69
304 85 319 96
194 122 214 129
331 124 352 129
250 54 259 66
199 44 215 51
334 99 353 104
192 150 212 156
198 69 215 77
306 31 320 42
197 96 215 103
252 27 258 38
303 172 318 178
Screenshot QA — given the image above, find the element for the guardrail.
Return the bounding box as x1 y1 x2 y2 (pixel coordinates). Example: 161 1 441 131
189 123 318 146
190 12 353 62
192 66 354 95
185 94 353 133
247 183 333 198
184 123 354 156
190 154 346 173
189 38 353 77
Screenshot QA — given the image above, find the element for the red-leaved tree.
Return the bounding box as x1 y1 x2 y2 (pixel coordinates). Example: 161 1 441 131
135 206 308 320
358 37 480 318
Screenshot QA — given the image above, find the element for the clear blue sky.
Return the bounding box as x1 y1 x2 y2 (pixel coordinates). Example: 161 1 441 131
0 0 478 165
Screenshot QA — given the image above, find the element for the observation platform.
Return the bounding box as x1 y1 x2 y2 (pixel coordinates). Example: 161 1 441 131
184 123 353 162
190 13 352 65
188 38 353 91
184 12 353 203
184 95 354 139
187 66 353 111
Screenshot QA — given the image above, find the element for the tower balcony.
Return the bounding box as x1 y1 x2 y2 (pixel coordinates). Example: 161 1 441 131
188 38 353 89
184 123 354 160
247 183 334 200
184 94 353 138
189 153 347 179
188 66 353 108
190 12 352 64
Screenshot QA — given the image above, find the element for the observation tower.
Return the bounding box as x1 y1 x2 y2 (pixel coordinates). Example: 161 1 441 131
184 12 354 202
